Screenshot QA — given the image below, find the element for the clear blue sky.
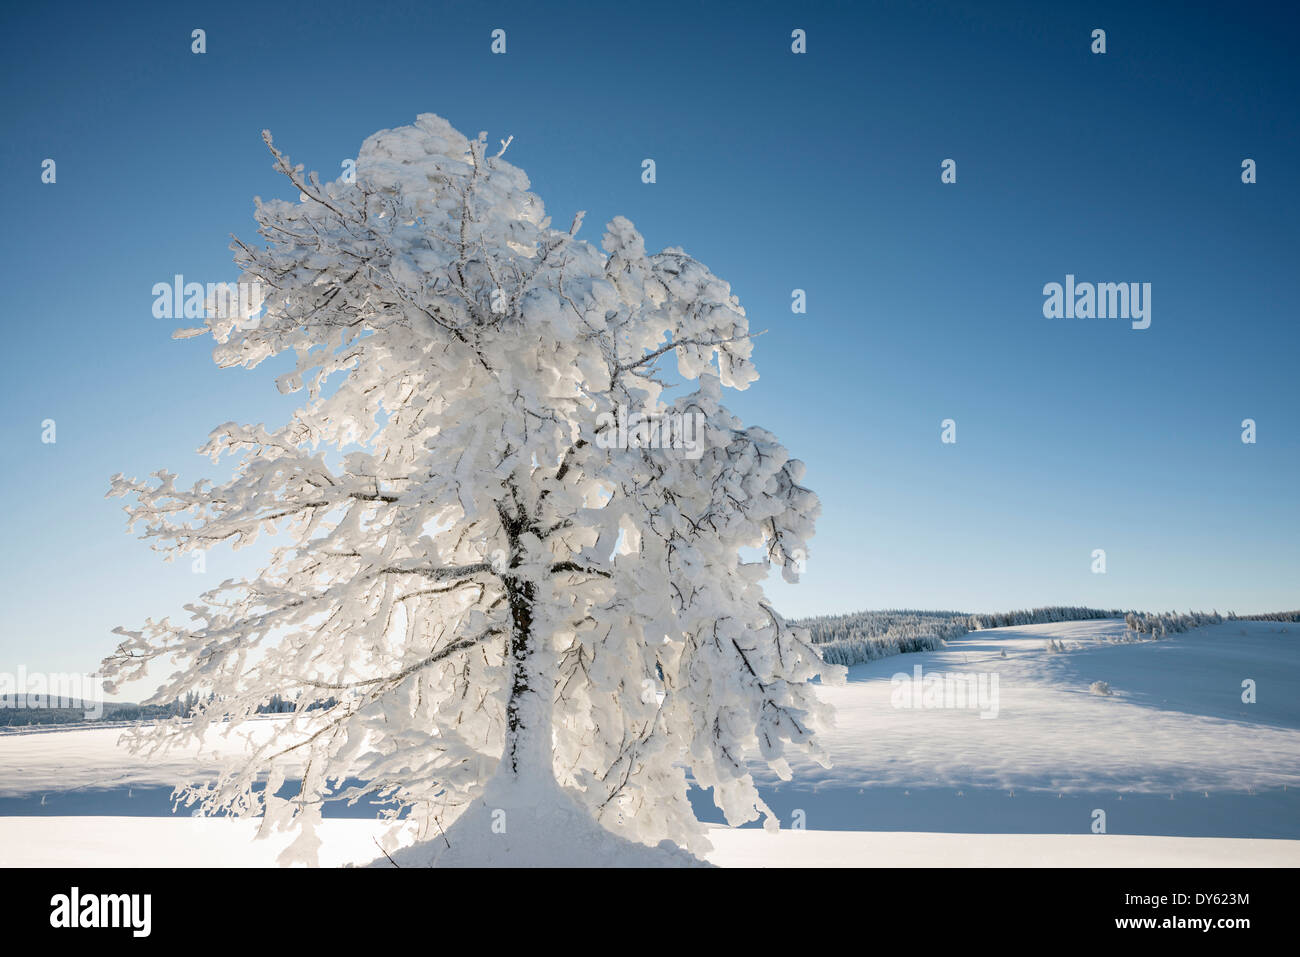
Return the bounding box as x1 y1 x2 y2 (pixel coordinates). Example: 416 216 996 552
1 0 1296 694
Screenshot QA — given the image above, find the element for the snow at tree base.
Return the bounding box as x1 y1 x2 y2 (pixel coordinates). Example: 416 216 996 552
100 114 840 866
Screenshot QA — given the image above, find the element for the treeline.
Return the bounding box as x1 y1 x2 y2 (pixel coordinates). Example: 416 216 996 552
1123 610 1224 636
0 704 100 727
1227 610 1300 622
256 693 337 714
0 690 333 729
799 603 1295 668
967 607 1128 629
0 695 198 727
796 609 972 668
797 610 971 668
798 610 972 645
797 606 1136 667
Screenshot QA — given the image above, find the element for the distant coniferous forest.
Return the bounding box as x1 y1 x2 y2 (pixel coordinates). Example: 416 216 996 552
0 690 333 729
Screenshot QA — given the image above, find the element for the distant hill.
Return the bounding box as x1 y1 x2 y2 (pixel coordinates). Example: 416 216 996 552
792 606 1290 667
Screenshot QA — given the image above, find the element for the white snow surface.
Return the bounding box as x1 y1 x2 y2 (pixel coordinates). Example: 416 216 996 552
1 817 1292 868
378 775 706 867
782 618 1298 794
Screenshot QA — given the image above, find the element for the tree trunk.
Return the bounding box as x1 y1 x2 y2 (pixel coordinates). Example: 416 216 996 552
501 575 555 786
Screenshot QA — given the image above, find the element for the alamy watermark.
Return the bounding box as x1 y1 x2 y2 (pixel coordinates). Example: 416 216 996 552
890 664 1000 719
0 667 104 719
50 887 151 937
152 274 264 322
595 404 707 460
1043 274 1150 330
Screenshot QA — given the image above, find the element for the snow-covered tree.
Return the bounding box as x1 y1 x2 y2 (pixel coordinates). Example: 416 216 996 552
105 114 839 866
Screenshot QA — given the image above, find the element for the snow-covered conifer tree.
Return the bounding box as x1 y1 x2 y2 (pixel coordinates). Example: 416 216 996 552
105 114 839 865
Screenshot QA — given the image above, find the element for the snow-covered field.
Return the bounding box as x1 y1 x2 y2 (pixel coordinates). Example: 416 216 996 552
4 817 1292 868
2 618 1297 866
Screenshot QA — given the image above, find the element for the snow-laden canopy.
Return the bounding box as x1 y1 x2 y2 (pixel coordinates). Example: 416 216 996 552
106 114 839 864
